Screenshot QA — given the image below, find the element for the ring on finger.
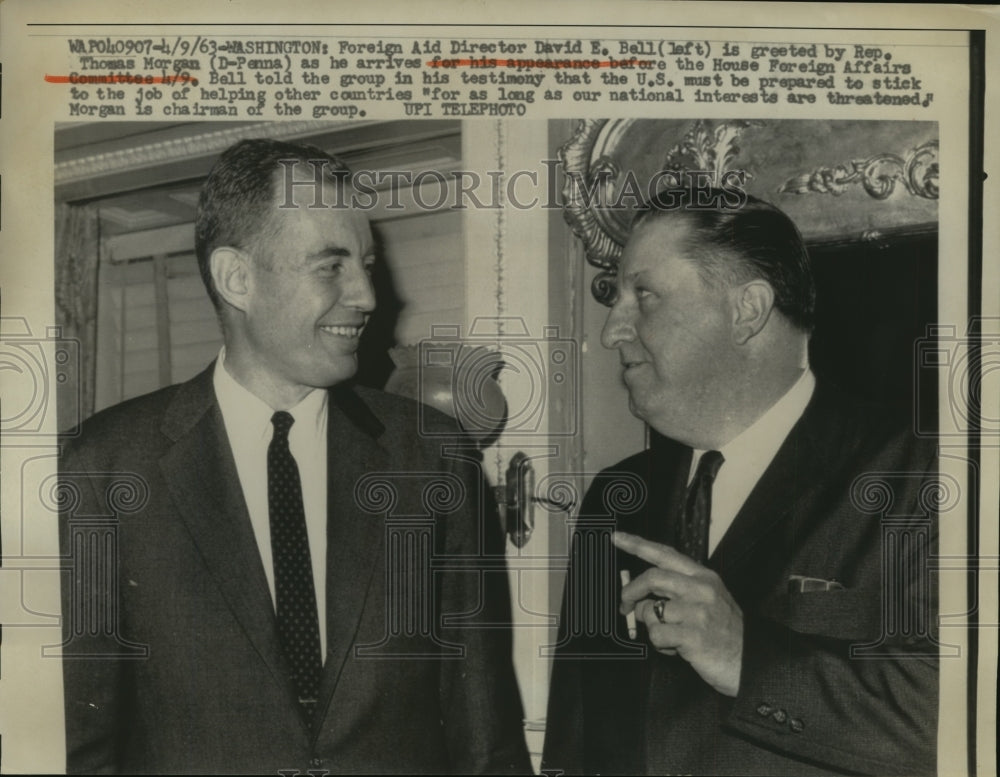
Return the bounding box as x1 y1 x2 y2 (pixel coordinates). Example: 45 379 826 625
653 599 669 623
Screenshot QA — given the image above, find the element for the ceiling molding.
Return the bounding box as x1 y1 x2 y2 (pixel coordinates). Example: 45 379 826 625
54 120 360 185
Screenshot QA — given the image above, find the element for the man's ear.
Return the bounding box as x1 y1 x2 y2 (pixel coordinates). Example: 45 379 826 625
731 280 775 345
209 247 252 312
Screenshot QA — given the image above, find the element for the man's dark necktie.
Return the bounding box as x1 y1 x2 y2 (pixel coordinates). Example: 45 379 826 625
268 411 322 721
677 450 725 564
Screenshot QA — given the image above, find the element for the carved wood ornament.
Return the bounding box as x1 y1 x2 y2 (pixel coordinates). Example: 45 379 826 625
558 119 939 305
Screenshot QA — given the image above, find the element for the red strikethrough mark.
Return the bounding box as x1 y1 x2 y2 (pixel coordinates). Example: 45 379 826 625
426 59 652 69
45 74 197 84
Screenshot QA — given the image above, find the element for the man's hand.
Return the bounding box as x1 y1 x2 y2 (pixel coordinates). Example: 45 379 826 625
613 531 743 697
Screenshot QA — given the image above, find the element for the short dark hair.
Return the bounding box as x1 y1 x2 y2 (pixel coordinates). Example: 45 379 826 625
194 138 350 309
632 188 816 331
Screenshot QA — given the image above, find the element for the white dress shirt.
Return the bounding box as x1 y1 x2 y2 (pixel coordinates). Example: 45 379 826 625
689 369 816 555
213 349 328 659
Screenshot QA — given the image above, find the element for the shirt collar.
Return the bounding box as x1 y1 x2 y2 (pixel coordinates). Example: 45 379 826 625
213 347 328 441
692 368 816 473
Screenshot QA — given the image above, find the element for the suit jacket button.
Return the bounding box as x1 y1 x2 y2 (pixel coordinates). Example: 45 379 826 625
790 718 805 733
771 708 787 724
756 703 772 717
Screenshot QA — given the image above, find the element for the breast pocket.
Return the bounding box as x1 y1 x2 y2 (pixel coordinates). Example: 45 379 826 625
759 587 882 642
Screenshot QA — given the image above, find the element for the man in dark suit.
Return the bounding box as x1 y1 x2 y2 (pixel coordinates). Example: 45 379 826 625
541 190 938 775
59 139 531 774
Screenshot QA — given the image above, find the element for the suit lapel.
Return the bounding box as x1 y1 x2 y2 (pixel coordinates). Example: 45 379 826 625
645 432 693 548
158 366 291 701
709 387 853 593
314 386 389 729
160 372 404 734
645 386 862 771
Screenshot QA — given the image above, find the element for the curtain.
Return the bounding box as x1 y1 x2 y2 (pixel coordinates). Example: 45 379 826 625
54 202 100 430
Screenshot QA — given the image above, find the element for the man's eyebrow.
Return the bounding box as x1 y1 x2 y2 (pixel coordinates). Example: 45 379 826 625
305 245 377 264
306 246 352 261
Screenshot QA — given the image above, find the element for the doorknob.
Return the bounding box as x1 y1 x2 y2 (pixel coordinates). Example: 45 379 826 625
496 452 534 548
495 452 576 548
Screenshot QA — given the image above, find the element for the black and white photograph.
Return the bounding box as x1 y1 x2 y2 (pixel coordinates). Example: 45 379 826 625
0 4 996 776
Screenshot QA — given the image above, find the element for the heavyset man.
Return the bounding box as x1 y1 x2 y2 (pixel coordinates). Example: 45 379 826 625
542 190 938 776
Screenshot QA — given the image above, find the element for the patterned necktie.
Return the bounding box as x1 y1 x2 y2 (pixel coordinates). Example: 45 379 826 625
267 411 322 721
678 450 725 564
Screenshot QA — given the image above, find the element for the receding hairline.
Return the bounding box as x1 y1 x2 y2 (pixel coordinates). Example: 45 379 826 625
238 168 365 258
625 209 754 288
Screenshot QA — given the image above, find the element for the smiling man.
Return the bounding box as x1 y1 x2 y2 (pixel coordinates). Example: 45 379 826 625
59 139 530 775
542 189 939 776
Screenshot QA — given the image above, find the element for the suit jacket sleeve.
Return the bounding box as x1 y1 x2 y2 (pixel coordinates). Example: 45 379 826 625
59 440 130 774
539 472 599 775
436 444 532 775
541 467 648 777
726 442 939 775
539 571 586 776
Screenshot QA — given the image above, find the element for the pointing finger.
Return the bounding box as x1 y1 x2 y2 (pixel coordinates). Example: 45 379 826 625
613 531 703 576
